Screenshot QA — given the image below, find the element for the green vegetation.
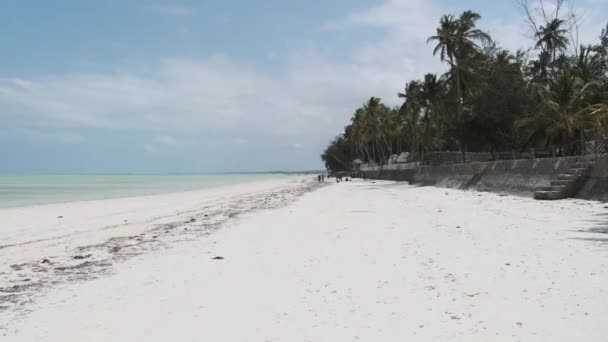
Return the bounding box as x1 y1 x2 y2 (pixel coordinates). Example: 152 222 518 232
321 3 608 173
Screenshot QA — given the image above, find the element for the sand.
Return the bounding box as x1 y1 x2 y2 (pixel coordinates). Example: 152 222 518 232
0 176 318 327
3 179 608 341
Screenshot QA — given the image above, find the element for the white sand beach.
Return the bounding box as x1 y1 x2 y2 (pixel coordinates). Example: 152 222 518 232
3 179 608 341
0 177 317 326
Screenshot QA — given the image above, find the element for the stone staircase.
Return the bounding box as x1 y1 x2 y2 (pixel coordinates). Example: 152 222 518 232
534 158 595 200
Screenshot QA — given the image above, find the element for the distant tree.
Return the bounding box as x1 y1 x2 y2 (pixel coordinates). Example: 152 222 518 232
320 8 608 174
320 135 353 172
398 81 423 156
419 73 447 153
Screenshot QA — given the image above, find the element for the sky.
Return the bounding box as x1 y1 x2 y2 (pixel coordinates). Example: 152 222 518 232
0 0 606 173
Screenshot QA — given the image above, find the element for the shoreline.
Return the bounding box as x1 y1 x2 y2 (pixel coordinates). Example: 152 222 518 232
4 179 608 340
0 176 320 327
0 176 302 247
0 174 290 209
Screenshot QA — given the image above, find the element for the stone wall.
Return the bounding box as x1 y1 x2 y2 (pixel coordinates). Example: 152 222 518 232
357 155 594 198
464 152 494 163
577 156 608 201
422 152 464 166
472 157 581 195
360 162 420 172
411 163 485 189
421 151 528 166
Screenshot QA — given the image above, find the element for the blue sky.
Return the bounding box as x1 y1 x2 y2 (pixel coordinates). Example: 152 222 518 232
1 0 606 173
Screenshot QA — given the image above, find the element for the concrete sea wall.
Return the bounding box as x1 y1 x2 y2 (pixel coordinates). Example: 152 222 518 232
578 157 608 201
473 157 581 195
359 156 604 199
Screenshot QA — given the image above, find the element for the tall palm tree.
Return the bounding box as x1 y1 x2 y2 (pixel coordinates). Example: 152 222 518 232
455 11 492 53
421 73 444 112
347 97 394 164
453 11 492 109
364 97 393 162
529 50 552 84
428 11 490 149
535 18 569 62
420 73 446 153
398 81 423 157
349 108 373 162
428 14 458 67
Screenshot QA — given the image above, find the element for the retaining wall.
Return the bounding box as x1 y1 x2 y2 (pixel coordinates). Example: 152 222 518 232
358 156 594 198
473 157 581 195
577 157 608 201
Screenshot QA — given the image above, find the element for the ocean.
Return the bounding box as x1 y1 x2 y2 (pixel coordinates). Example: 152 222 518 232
0 174 284 208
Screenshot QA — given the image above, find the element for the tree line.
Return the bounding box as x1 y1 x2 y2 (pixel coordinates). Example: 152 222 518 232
321 3 608 173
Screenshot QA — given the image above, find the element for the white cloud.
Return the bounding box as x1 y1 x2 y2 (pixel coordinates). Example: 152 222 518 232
145 135 185 153
488 0 607 53
320 0 448 96
144 144 158 153
144 5 195 17
232 138 248 145
0 51 416 146
0 1 449 147
154 135 178 146
323 0 440 37
2 0 606 155
0 129 84 145
324 0 606 70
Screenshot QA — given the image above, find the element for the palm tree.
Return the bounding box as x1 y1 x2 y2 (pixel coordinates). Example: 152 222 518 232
428 14 458 67
419 74 446 153
516 64 607 155
529 50 552 84
455 11 492 52
321 135 354 172
534 18 569 62
421 73 444 112
346 97 394 164
364 97 393 163
349 108 373 162
399 81 423 157
453 11 492 107
575 44 608 87
428 11 490 149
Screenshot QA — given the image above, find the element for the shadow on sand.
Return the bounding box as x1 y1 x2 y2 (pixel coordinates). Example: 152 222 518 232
572 211 608 243
351 181 418 191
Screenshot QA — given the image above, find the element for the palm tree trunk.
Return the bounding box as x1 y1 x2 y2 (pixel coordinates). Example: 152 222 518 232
580 129 585 156
455 65 464 151
371 140 376 164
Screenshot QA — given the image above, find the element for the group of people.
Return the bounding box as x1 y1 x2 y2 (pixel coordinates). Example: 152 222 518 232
317 174 352 183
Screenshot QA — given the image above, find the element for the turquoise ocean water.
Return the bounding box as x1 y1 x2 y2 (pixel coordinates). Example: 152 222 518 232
0 174 283 208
